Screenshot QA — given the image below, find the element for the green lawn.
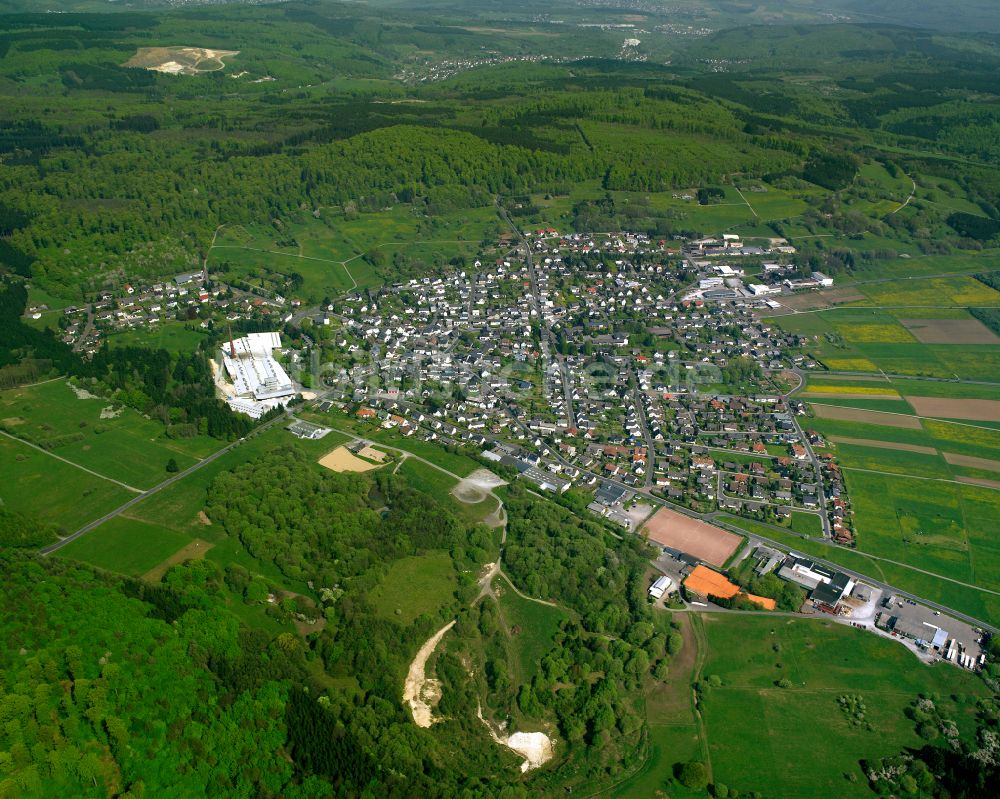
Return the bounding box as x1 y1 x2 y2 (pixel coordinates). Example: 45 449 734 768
789 511 824 536
56 517 190 576
367 551 458 625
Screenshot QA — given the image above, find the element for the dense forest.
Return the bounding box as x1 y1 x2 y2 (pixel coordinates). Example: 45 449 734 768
0 446 674 797
1 9 997 299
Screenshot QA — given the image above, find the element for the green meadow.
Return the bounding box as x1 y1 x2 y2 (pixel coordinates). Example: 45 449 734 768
0 379 222 489
56 517 190 577
210 204 501 301
697 616 989 798
615 614 988 799
368 551 459 625
0 434 132 534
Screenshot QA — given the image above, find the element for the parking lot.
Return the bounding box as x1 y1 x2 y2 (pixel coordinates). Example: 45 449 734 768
878 595 986 669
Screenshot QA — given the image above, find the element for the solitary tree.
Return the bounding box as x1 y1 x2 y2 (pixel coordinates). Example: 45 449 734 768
676 761 709 791
166 458 178 473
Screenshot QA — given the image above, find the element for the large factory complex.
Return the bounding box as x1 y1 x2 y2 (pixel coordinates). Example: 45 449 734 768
218 331 297 418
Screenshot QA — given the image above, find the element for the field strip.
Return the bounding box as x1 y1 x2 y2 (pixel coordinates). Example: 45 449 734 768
810 403 921 428
907 396 1000 423
804 392 900 399
0 429 143 493
843 465 1000 491
829 436 937 455
957 476 1000 490
811 401 1000 433
942 452 1000 472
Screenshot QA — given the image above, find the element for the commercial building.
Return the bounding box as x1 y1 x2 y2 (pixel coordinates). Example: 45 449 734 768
220 331 296 418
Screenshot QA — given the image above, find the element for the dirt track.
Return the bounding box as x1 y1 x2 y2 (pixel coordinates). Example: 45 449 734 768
403 620 456 728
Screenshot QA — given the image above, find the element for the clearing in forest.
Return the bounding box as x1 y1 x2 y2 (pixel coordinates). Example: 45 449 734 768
124 46 239 75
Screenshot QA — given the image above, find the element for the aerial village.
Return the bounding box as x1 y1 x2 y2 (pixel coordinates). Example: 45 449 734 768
30 227 989 671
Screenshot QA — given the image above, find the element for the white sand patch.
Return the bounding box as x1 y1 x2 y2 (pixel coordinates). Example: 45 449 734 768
404 620 456 727
99 405 122 420
477 703 554 772
69 383 99 400
319 446 382 473
452 467 507 503
153 61 185 75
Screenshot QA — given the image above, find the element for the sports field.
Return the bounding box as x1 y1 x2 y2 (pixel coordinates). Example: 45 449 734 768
642 507 742 567
318 445 383 472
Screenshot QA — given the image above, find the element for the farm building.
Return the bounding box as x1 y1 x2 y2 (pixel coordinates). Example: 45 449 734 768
777 556 855 612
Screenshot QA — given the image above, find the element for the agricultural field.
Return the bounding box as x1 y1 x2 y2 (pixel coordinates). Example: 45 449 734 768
841 470 1000 591
368 551 459 625
777 296 1000 379
0 379 222 488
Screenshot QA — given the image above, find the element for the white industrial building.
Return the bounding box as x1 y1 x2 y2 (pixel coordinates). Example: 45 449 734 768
648 575 673 600
220 331 296 418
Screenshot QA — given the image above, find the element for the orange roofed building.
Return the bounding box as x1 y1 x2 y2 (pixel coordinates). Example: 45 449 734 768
683 565 776 611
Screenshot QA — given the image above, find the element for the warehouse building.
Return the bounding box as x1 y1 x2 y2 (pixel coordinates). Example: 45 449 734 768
220 331 296 418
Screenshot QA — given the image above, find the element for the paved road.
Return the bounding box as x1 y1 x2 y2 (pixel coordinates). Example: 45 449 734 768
496 197 576 429
39 414 288 555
